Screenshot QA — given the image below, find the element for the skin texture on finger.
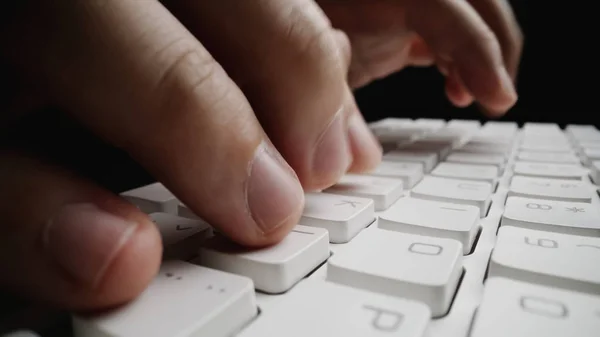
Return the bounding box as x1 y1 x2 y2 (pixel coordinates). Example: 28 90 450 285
0 0 304 247
163 0 381 189
0 152 162 311
318 0 519 115
467 0 523 80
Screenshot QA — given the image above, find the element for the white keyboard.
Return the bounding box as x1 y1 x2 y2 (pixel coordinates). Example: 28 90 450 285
15 119 600 337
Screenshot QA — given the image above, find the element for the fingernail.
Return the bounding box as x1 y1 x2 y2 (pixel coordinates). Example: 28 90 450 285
498 66 518 103
313 112 351 183
43 203 138 288
247 143 304 233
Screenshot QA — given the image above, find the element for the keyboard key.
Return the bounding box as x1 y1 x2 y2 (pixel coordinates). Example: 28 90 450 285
445 152 505 171
508 176 594 203
378 197 480 254
590 161 600 184
369 161 424 188
400 140 452 160
300 192 375 243
488 227 600 295
149 213 211 260
471 277 600 337
327 228 463 317
517 151 580 164
457 142 511 156
238 280 430 337
195 225 329 293
502 197 600 237
519 143 572 153
512 162 587 180
431 162 498 184
411 176 492 217
325 174 404 211
382 150 437 172
120 182 178 214
72 261 257 337
414 118 446 130
2 331 40 337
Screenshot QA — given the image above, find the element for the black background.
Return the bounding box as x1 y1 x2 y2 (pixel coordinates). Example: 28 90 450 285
356 1 599 127
1 0 599 335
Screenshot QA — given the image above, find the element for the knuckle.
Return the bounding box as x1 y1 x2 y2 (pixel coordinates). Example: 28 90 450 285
151 39 229 123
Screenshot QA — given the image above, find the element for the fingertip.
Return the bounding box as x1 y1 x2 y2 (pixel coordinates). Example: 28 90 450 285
445 71 474 108
91 211 162 310
347 113 383 173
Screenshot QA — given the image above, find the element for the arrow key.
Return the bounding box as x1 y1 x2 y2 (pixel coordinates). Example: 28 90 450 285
300 192 375 243
149 213 211 260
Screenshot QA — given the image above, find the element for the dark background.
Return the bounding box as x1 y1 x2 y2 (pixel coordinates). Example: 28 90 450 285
1 1 599 335
356 1 599 127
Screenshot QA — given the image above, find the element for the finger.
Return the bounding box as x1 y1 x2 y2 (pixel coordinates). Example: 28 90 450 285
1 0 303 247
405 0 518 115
407 35 435 67
445 67 475 108
0 152 162 311
164 0 381 187
467 0 523 80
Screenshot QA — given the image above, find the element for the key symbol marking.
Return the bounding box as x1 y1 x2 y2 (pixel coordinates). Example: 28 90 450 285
176 225 193 231
335 200 361 208
565 207 585 213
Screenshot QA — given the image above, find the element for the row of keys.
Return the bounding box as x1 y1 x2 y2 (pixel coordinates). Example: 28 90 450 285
75 120 600 337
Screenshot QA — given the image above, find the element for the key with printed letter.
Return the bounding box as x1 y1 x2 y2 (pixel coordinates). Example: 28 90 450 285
327 228 463 317
72 260 257 337
325 174 404 211
378 197 480 254
300 192 375 243
149 213 211 260
411 176 492 217
195 225 330 293
508 176 594 203
471 277 600 337
238 280 430 337
502 196 600 237
488 226 600 295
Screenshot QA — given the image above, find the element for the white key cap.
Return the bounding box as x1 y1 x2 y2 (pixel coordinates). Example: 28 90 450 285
411 176 492 217
120 182 178 214
177 202 200 219
369 161 424 188
457 142 511 156
238 280 430 337
382 150 437 172
2 331 40 337
590 160 600 184
512 162 587 180
195 225 329 293
415 118 446 129
149 213 211 260
401 140 452 159
489 226 600 295
471 277 600 337
519 142 572 152
431 162 498 184
446 152 505 170
508 176 594 203
447 119 481 129
327 228 463 317
517 151 580 164
300 192 375 243
325 174 404 211
378 197 479 254
72 260 257 337
502 197 600 237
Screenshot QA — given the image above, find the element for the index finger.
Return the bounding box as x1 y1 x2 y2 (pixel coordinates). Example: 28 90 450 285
405 0 518 115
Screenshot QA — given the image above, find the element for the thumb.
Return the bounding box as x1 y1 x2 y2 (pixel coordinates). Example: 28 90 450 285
0 152 162 311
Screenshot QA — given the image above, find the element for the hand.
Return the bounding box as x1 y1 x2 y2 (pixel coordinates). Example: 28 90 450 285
0 0 382 311
319 0 523 115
